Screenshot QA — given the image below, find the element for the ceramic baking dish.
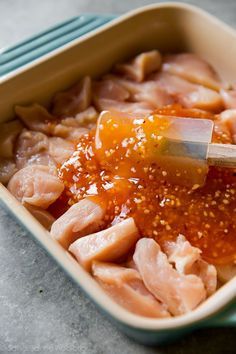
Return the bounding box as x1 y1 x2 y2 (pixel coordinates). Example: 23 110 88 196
0 2 236 345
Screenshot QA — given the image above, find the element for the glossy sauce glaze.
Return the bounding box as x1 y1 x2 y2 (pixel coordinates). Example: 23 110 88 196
56 105 236 265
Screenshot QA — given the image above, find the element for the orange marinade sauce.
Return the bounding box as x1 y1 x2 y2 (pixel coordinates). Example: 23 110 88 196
57 105 236 265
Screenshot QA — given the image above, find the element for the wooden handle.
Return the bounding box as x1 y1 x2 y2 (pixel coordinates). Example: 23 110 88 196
207 143 236 168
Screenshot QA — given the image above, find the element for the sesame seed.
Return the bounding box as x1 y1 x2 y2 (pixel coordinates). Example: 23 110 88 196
223 199 229 205
198 232 203 239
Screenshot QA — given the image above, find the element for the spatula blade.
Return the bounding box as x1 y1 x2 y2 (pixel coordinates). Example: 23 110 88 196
150 115 214 187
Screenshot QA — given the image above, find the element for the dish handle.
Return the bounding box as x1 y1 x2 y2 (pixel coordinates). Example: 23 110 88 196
0 13 116 77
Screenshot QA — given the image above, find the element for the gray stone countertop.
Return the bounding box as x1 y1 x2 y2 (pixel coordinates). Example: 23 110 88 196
0 0 236 353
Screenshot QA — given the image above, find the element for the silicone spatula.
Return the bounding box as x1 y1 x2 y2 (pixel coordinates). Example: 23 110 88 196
95 111 236 187
147 115 236 187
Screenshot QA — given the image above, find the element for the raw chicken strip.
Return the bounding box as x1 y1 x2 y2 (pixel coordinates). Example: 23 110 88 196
219 109 236 143
69 218 139 271
96 98 154 115
49 137 75 165
133 238 206 315
216 263 236 283
115 50 162 82
52 76 92 117
92 261 170 318
0 120 23 158
163 53 221 90
164 235 217 296
153 72 222 111
25 204 55 230
15 104 55 134
8 165 64 209
0 158 17 184
220 89 236 109
51 199 105 249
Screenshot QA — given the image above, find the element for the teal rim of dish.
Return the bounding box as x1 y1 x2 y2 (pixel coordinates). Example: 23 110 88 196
0 14 116 77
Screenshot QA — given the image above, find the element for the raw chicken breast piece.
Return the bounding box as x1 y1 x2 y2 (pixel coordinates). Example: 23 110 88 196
22 153 57 172
92 261 170 318
61 106 98 129
212 118 232 144
219 109 236 143
216 263 236 283
163 53 221 90
0 120 23 158
191 259 217 296
104 75 174 107
0 158 17 184
93 79 130 102
220 89 236 109
75 106 98 126
164 235 217 296
51 199 105 249
183 86 222 112
25 204 55 230
115 50 162 82
15 104 55 134
52 124 89 142
52 76 92 117
164 234 201 274
16 130 49 169
153 72 223 112
58 107 97 133
96 98 154 115
132 85 174 107
133 238 206 315
16 103 89 141
69 218 139 271
8 165 64 209
49 137 75 165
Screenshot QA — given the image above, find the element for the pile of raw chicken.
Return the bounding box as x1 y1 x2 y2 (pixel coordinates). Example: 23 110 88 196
1 51 236 318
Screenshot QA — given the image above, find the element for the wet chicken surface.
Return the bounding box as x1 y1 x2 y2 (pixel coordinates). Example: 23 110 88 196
3 51 236 317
